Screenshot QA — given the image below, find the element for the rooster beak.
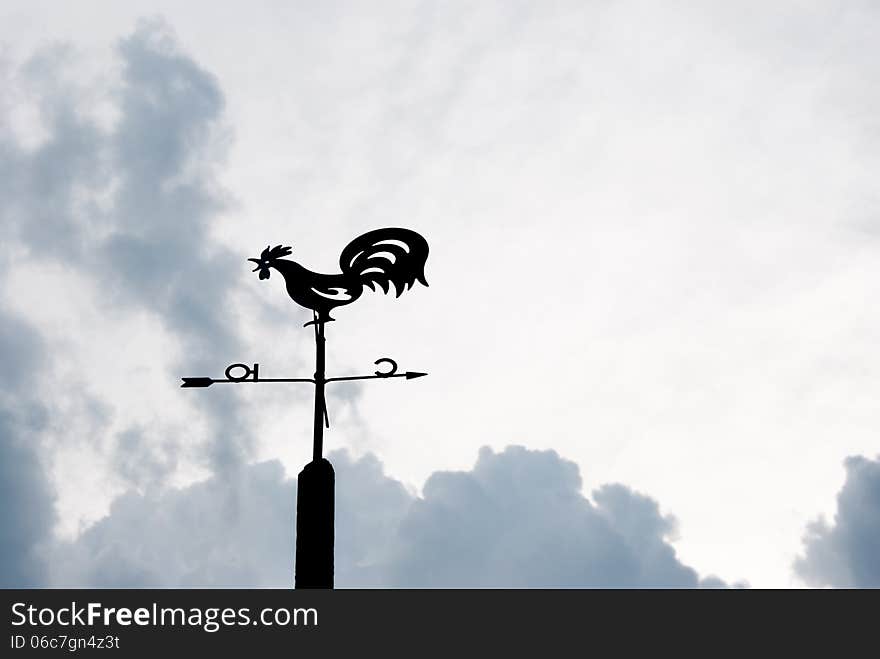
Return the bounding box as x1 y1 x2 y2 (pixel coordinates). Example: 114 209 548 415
249 257 270 279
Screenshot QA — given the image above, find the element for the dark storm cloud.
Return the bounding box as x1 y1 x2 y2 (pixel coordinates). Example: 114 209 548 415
51 451 400 587
103 22 237 362
0 19 258 584
0 311 55 587
111 427 178 492
2 19 252 480
385 446 728 587
53 460 296 587
2 47 106 257
794 455 880 587
52 446 730 587
5 21 236 357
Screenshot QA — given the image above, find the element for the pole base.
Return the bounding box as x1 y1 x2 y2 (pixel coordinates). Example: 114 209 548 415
294 458 335 589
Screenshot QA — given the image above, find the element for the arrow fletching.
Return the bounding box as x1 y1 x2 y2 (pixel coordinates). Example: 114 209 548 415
181 377 214 388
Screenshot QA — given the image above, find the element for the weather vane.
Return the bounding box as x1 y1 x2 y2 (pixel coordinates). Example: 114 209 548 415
181 227 429 589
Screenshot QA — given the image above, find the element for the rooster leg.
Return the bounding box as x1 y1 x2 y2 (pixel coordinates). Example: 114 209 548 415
303 311 336 327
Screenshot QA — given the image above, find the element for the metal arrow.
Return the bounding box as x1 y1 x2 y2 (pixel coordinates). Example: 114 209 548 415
326 371 427 382
181 358 427 388
180 376 315 388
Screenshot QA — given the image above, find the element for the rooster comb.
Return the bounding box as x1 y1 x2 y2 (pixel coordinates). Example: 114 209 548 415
260 245 293 260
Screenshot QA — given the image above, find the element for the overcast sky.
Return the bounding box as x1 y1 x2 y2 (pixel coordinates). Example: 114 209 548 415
1 1 879 588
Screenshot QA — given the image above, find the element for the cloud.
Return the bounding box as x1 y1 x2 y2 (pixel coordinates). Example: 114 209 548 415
2 18 251 480
0 310 55 587
5 4 876 588
51 460 295 587
5 19 233 347
51 445 730 587
102 21 236 361
794 455 880 587
0 18 258 583
385 445 729 587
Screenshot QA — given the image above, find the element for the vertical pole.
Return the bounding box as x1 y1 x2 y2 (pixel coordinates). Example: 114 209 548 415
294 457 334 588
295 317 334 589
312 320 326 461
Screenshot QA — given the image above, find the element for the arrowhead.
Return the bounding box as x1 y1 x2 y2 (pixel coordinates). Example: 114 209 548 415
405 371 428 380
181 377 214 388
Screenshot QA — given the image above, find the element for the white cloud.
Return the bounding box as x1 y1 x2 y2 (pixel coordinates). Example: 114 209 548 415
51 446 733 588
795 455 880 587
1 3 879 586
0 310 56 587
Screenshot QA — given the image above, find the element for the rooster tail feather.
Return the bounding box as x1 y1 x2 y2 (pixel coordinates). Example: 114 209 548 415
339 228 429 296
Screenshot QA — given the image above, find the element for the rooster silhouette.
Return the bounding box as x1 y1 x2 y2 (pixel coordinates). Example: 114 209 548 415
249 228 429 323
